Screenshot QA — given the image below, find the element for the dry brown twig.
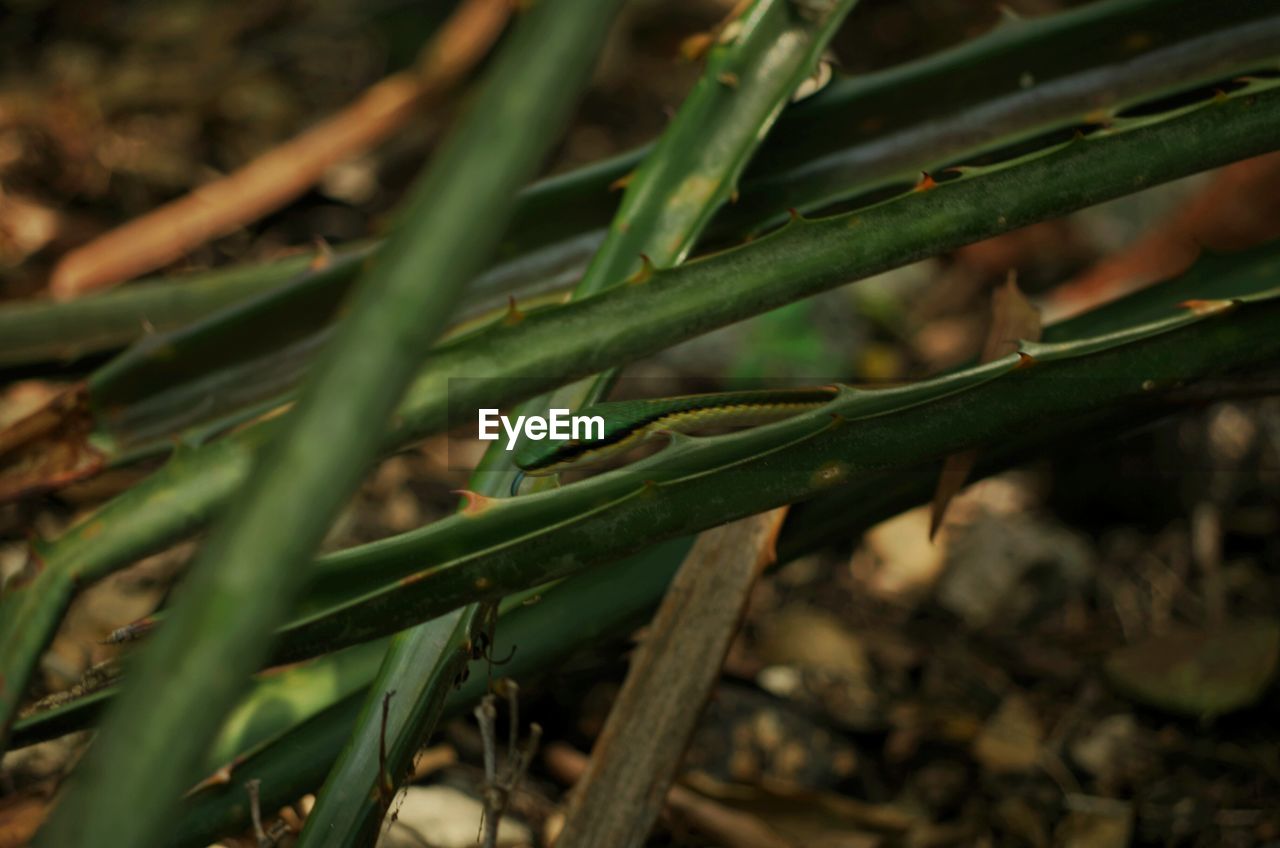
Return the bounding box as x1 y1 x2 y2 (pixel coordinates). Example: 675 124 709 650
232 778 294 848
544 744 791 848
475 680 542 848
245 778 266 845
552 508 791 848
48 0 512 300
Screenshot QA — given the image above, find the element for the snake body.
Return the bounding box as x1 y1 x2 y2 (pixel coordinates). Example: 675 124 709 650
512 386 838 483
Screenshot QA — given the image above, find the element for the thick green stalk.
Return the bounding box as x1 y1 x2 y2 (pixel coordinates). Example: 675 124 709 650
175 270 1280 842
31 3 621 846
4 73 1278 752
729 0 1280 228
0 251 321 369
294 607 478 847
172 300 1269 838
107 6 1280 430
588 0 857 285
0 0 1245 370
8 637 391 759
293 492 491 847
87 248 372 456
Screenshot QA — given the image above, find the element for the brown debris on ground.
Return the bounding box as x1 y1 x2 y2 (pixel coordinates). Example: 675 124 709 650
0 385 101 505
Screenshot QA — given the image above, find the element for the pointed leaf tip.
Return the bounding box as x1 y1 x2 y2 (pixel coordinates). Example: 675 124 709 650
929 450 977 540
186 764 235 797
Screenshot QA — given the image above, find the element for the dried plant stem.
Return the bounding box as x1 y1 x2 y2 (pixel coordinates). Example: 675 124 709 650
554 509 788 848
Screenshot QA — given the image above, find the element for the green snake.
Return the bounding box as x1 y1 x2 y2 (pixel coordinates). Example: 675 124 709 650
511 386 839 494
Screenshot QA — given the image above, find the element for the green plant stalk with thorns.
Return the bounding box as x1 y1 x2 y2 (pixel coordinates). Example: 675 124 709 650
3 66 1280 763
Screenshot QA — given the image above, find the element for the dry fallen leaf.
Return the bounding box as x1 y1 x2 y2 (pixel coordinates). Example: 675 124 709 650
1104 617 1280 718
972 693 1043 775
929 271 1042 538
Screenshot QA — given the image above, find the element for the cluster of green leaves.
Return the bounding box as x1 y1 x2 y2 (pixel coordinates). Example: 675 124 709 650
3 1 1280 845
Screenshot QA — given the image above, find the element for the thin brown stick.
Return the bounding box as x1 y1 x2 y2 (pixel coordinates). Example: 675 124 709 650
545 743 792 848
245 779 266 846
1192 502 1226 626
552 508 790 848
48 0 511 300
475 683 542 848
